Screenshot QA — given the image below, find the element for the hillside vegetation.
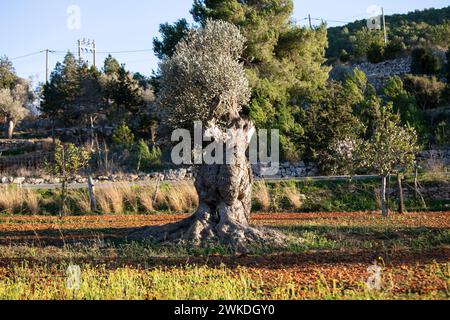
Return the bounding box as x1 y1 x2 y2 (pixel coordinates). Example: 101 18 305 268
327 6 450 61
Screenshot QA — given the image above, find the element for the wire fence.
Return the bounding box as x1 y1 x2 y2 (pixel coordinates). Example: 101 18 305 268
0 152 52 173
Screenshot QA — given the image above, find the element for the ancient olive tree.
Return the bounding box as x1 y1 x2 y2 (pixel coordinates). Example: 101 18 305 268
155 0 330 162
130 20 285 252
359 103 419 218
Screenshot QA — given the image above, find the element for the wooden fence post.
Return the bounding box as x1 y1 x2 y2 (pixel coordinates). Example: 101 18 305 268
88 176 97 213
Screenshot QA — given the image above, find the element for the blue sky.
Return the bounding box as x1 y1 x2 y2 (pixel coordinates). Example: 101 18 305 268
1 0 448 84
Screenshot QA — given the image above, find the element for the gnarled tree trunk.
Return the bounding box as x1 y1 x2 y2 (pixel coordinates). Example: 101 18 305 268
128 118 286 253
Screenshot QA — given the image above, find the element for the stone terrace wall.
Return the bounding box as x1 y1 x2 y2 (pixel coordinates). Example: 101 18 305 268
386 182 450 202
0 139 51 153
418 149 450 168
0 148 448 186
353 57 412 90
252 162 319 179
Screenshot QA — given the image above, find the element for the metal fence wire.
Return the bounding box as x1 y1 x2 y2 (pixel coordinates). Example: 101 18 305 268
0 152 53 172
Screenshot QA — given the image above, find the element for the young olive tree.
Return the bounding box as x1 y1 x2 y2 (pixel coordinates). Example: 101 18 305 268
46 141 91 218
130 20 286 252
360 103 419 218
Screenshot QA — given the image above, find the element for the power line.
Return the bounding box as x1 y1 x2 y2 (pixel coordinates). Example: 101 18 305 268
6 47 155 83
10 50 45 61
96 49 153 54
51 49 154 55
310 17 355 24
342 14 369 21
8 48 154 61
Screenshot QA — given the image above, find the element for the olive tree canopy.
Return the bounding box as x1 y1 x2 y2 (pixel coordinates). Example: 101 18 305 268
0 79 30 138
158 19 251 130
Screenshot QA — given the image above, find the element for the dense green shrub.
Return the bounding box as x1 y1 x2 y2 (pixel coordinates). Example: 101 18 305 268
112 122 135 148
447 47 450 80
329 64 353 82
434 121 450 146
384 37 407 60
411 47 442 75
403 75 446 109
302 80 364 174
339 49 351 63
367 42 385 63
384 76 429 143
135 139 162 171
349 28 384 59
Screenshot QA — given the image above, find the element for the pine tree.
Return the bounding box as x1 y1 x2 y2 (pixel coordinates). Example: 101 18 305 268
103 55 121 75
135 139 162 171
41 53 81 125
153 19 190 60
112 122 135 148
41 53 106 128
105 65 143 117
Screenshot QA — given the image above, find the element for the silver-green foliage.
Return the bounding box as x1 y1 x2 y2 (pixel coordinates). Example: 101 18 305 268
158 19 251 130
0 79 30 132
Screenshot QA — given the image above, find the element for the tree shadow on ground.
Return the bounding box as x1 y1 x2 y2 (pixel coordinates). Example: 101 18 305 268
0 225 448 270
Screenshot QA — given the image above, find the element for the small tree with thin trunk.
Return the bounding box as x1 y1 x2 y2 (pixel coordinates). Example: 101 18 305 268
129 20 286 252
46 141 91 219
359 103 419 218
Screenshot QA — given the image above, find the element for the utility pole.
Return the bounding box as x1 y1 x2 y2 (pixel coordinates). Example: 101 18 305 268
78 39 82 62
45 49 49 84
93 40 96 68
382 7 388 45
308 14 312 29
78 38 96 68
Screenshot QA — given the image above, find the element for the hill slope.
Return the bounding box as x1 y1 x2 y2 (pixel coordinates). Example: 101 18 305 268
327 6 450 60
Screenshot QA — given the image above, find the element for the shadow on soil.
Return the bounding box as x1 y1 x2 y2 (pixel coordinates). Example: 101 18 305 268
0 224 448 270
